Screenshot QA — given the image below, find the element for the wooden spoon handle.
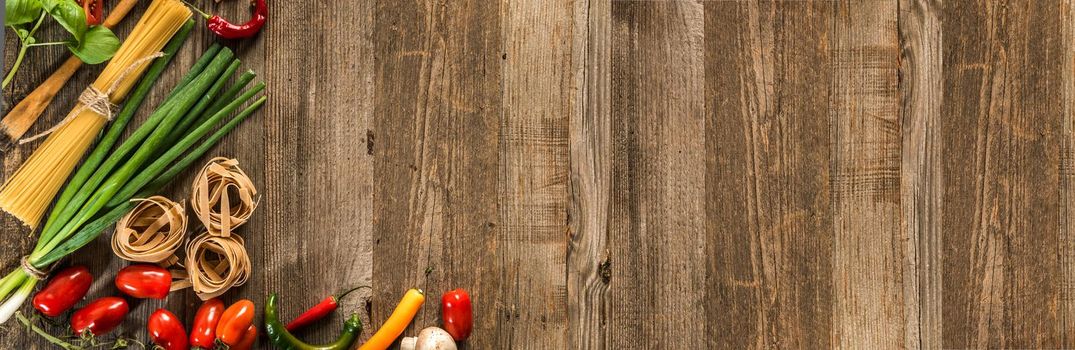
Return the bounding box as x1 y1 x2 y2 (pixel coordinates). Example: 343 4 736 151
0 57 83 142
1 0 142 143
103 0 142 28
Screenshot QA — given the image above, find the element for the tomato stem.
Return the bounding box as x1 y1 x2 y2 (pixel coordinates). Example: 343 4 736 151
16 312 84 350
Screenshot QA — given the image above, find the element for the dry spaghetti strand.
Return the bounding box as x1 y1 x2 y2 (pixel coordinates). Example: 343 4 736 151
191 157 258 237
173 232 251 300
112 196 187 266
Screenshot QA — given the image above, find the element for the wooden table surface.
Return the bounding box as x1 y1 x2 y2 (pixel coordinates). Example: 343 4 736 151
3 0 1075 349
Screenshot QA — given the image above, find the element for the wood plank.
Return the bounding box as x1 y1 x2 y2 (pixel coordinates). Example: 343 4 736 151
567 0 611 348
830 1 904 348
703 1 834 348
497 0 575 347
1059 0 1075 346
610 2 705 349
940 1 1065 347
256 0 374 346
369 0 508 348
898 0 944 348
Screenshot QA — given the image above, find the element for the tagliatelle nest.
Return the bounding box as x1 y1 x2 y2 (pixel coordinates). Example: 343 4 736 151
190 157 258 237
112 196 187 266
172 232 251 300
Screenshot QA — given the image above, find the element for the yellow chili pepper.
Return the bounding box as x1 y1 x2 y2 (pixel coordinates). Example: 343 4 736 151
358 288 425 350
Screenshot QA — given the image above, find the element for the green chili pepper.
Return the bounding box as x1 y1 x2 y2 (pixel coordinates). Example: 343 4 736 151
264 293 362 350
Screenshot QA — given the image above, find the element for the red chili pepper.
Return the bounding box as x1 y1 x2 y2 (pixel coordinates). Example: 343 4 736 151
217 299 256 346
285 285 370 332
71 297 129 336
441 288 472 341
189 298 225 349
148 309 189 350
230 324 258 350
192 0 267 40
32 266 92 317
80 0 102 25
115 264 172 299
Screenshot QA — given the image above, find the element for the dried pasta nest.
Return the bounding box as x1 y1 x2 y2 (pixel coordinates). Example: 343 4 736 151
173 232 251 300
112 196 187 266
190 157 258 237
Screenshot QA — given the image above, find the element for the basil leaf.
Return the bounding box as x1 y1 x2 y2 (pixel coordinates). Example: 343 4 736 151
39 0 87 41
67 25 118 64
6 0 43 26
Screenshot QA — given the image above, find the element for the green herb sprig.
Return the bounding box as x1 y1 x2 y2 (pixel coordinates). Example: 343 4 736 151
3 0 120 88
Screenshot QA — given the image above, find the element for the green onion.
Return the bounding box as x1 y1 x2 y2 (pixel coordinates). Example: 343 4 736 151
166 43 222 100
151 96 268 191
33 202 132 268
162 59 242 148
202 70 256 120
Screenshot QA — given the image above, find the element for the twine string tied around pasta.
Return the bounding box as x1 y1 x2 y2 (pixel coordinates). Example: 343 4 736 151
21 52 166 144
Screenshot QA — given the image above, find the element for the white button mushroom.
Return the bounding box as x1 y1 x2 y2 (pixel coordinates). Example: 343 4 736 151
400 327 457 350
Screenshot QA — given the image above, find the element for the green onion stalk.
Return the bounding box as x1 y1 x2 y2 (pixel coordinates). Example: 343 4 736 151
0 20 268 323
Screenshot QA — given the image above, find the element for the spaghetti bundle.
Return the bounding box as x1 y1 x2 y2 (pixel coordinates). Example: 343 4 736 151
0 0 192 229
112 196 187 265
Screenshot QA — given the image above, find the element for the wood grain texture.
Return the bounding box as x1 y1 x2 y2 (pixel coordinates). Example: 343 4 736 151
259 0 374 346
566 0 610 349
369 0 510 348
4 1 1075 348
831 1 904 348
611 1 705 349
497 0 574 347
704 1 834 348
940 1 1065 348
1063 0 1075 346
898 0 944 348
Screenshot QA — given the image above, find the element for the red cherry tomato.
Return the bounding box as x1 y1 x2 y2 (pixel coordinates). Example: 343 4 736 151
80 0 102 25
189 298 225 349
71 297 128 336
230 325 257 350
115 264 171 299
216 300 256 346
32 266 92 317
148 309 189 350
441 288 472 341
